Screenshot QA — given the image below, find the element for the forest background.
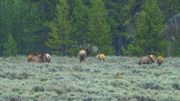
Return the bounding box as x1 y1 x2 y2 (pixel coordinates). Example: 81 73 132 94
0 0 180 57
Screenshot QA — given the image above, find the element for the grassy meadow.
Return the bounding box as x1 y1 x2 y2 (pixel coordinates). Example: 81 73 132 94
0 56 179 101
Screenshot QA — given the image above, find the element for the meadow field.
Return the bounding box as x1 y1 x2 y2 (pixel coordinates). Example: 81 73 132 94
0 56 179 101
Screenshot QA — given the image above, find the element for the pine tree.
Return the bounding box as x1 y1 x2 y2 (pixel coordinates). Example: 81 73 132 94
70 0 88 44
46 0 71 55
3 33 17 56
127 0 166 56
105 0 130 56
87 0 112 54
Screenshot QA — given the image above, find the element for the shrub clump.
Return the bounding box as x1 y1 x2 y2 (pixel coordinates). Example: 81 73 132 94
142 82 163 90
6 71 30 80
130 95 155 101
172 83 180 90
32 86 44 92
9 96 22 101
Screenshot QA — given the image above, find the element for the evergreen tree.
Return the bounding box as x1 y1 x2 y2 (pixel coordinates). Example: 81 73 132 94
46 0 71 55
127 0 166 56
87 0 112 54
67 0 89 55
158 0 180 20
0 0 13 56
70 0 88 44
0 0 50 54
1 0 180 56
159 0 180 56
105 0 130 56
3 33 17 56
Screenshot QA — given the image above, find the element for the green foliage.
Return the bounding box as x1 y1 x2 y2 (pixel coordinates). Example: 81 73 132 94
46 0 72 55
0 0 180 56
67 0 89 55
87 0 112 54
127 0 166 56
171 37 180 57
69 0 88 44
67 48 79 56
105 0 130 56
125 44 143 56
0 0 49 54
158 0 180 20
3 33 17 57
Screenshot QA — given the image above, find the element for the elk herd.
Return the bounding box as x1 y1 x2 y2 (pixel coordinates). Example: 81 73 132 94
139 54 164 66
27 52 51 63
27 49 164 66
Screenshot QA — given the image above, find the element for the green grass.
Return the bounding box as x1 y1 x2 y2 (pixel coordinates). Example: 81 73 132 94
0 56 179 101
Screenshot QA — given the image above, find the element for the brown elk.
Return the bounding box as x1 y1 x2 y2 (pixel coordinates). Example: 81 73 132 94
77 49 87 63
27 52 41 63
157 56 164 66
139 54 157 65
96 53 106 61
27 52 51 63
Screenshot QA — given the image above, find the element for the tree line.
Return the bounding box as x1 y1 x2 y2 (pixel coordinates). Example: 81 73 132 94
0 0 180 57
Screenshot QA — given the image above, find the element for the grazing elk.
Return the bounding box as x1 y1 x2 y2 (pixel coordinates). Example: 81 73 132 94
27 52 41 63
157 56 164 66
39 52 47 63
27 52 51 63
96 53 106 61
139 54 157 65
45 53 51 63
27 54 33 62
77 49 87 63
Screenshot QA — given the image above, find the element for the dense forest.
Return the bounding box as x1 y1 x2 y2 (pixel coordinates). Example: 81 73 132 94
0 0 180 57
